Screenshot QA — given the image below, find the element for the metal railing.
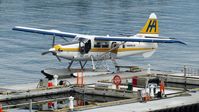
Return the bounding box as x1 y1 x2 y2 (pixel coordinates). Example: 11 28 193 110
182 66 199 77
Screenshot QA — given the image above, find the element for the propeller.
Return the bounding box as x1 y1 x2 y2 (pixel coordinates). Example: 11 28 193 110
41 35 67 62
42 37 88 62
41 48 61 62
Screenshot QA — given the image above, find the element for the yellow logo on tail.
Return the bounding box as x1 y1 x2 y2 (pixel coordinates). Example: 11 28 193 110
139 13 159 34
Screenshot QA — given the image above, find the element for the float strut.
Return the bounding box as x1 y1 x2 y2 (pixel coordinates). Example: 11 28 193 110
82 61 87 68
68 60 74 69
90 56 96 70
79 61 83 69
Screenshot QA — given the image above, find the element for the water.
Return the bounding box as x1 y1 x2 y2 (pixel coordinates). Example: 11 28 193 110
0 0 198 85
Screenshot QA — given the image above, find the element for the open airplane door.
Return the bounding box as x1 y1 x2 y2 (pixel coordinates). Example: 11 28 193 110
78 38 91 54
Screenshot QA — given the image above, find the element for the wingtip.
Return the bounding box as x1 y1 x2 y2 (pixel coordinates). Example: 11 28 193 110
176 40 187 45
12 27 17 30
12 26 22 30
180 42 187 45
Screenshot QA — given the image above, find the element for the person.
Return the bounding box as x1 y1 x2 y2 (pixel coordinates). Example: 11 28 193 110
159 80 165 95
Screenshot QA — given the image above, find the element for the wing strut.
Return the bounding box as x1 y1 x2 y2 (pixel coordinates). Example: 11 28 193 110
98 42 126 60
52 34 55 47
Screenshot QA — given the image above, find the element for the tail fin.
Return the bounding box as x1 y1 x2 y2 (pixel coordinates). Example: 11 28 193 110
139 13 159 36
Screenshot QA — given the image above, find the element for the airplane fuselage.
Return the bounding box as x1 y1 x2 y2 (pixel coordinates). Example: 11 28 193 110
53 36 158 61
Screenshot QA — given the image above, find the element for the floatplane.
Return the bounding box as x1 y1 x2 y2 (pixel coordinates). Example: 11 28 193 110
13 13 185 72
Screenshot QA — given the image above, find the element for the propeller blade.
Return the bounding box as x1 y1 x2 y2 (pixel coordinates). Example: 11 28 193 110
41 51 61 62
41 51 51 55
55 55 61 62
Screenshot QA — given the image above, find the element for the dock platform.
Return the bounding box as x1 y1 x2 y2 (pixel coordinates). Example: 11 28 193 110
0 69 199 112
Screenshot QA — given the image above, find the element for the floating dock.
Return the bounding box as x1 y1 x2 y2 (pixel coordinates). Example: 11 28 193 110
0 66 199 112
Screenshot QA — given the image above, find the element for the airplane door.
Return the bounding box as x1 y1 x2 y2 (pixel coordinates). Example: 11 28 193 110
111 42 118 54
84 40 91 53
79 40 91 54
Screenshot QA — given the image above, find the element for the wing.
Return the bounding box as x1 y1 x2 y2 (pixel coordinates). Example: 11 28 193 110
95 36 186 45
12 26 80 38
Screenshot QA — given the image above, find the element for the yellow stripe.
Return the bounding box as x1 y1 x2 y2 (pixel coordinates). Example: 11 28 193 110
118 48 154 52
55 47 154 52
90 48 110 52
59 48 79 51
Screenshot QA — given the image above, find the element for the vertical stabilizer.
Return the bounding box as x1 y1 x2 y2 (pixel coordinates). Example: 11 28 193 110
139 13 159 36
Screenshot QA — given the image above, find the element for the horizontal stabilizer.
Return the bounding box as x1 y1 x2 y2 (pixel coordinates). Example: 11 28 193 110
142 50 156 58
13 26 78 38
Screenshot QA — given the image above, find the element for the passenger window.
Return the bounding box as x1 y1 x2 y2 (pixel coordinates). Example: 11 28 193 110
94 42 101 48
94 41 109 48
102 42 109 48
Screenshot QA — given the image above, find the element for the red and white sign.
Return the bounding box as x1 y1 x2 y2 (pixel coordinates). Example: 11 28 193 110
113 75 121 88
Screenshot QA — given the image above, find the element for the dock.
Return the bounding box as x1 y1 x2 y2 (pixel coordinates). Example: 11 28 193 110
0 67 199 112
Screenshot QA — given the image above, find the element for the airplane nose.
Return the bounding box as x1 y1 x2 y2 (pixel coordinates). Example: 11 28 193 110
53 44 62 51
41 48 56 55
49 48 55 52
48 48 57 55
42 47 61 62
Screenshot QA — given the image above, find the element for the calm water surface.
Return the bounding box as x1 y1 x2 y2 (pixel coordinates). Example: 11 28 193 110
0 0 198 85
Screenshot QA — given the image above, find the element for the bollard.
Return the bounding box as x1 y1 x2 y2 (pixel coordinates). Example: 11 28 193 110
53 75 58 86
69 96 74 111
